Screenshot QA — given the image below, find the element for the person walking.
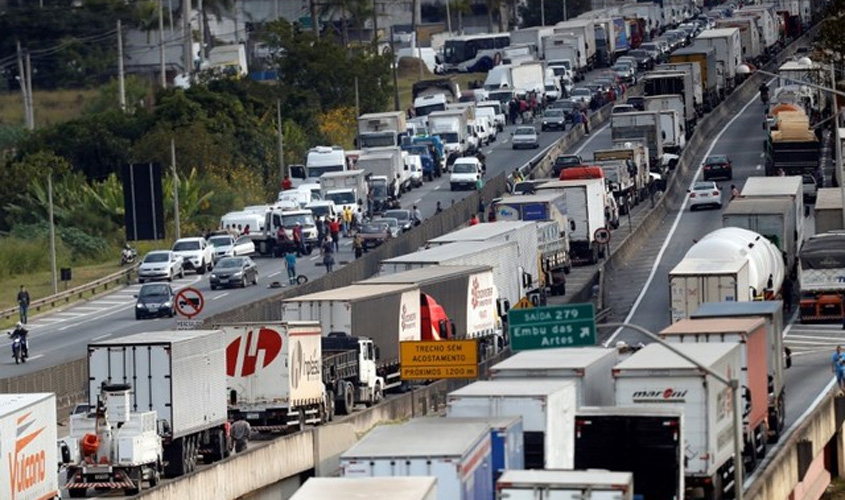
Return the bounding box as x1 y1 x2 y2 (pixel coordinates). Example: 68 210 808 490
281 175 293 191
17 285 30 324
435 201 443 214
477 195 486 221
833 346 845 393
730 184 740 200
342 206 353 237
284 250 298 285
581 110 590 134
292 222 306 257
230 419 251 453
412 205 422 226
329 218 341 252
475 175 484 191
321 237 336 273
353 233 364 259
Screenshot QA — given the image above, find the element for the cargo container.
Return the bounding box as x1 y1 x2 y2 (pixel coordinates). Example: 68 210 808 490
814 188 844 234
510 26 555 56
669 46 720 111
610 111 664 166
691 300 788 442
798 232 845 322
496 470 634 500
660 318 770 469
419 416 524 489
1 393 59 500
291 477 437 500
741 176 805 246
722 196 797 274
669 258 751 323
87 330 229 477
575 406 684 500
534 179 608 265
340 419 493 500
737 5 781 51
613 343 742 500
693 28 743 96
716 17 762 61
643 71 696 134
489 347 616 406
446 379 576 470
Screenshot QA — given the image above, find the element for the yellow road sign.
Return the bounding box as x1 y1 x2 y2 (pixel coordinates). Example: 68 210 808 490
512 297 534 310
400 339 479 380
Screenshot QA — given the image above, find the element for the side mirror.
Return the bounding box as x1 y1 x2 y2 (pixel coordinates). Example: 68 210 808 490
133 294 138 298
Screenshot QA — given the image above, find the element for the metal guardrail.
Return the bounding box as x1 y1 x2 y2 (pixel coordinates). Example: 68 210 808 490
0 265 136 322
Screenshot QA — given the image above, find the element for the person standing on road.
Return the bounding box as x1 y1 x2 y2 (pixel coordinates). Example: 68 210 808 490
353 233 364 259
581 110 590 134
292 222 306 257
435 201 443 214
833 346 845 393
17 285 30 325
412 205 422 226
230 419 251 453
730 184 739 200
475 175 484 191
284 250 297 285
342 206 353 237
321 237 336 273
329 218 341 252
469 214 480 226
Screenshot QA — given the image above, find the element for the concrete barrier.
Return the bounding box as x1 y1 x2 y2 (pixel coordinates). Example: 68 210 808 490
0 357 87 420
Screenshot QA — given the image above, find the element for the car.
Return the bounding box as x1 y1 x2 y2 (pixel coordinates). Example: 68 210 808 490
548 99 583 120
372 217 401 238
802 174 818 202
138 250 185 283
358 221 392 248
134 283 176 320
569 87 594 107
208 234 255 260
612 62 636 83
512 126 539 150
541 108 567 131
305 200 339 221
626 96 646 111
639 43 665 63
612 104 636 114
210 256 258 290
383 209 414 232
702 154 733 180
172 237 215 274
552 154 583 178
450 157 485 189
626 49 654 70
405 153 425 188
688 181 723 211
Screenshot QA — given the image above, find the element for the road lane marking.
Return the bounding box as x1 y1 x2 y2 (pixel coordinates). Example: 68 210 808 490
604 87 763 347
756 164 762 170
211 292 229 301
268 271 280 278
91 334 111 341
434 185 441 190
574 123 611 155
27 354 43 361
414 198 422 203
310 255 319 261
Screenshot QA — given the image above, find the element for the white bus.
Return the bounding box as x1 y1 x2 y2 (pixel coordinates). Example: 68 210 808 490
440 33 511 73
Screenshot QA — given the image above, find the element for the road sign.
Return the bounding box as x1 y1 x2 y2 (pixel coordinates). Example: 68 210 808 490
508 303 597 351
174 287 204 319
176 319 203 330
594 227 611 245
400 339 479 380
512 297 534 310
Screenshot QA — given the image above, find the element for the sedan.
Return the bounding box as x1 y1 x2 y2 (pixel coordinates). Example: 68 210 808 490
702 154 733 180
210 256 258 290
382 209 414 232
138 250 184 283
208 234 255 260
569 87 594 107
688 181 723 211
359 222 392 248
373 217 401 238
512 126 539 149
541 108 567 131
135 283 176 320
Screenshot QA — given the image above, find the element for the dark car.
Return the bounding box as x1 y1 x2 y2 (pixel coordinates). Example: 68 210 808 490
549 99 584 120
541 108 567 131
359 222 392 248
210 256 258 290
135 283 175 320
626 49 655 70
702 154 733 180
382 209 414 232
552 154 584 178
626 96 646 111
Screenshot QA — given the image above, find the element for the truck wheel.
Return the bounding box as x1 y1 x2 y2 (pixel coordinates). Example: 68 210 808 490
124 482 142 496
366 382 383 407
744 435 758 474
149 464 161 487
203 429 224 463
325 391 336 422
338 382 355 415
163 439 187 477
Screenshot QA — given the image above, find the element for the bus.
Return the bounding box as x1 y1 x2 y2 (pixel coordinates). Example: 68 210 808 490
439 33 511 73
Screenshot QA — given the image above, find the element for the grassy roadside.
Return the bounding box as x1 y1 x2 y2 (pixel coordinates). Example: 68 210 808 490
0 88 99 128
395 59 486 111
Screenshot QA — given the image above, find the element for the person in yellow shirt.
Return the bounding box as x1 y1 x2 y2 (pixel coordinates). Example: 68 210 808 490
342 206 353 237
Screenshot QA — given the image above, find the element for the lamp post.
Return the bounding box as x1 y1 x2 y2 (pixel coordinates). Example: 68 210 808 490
599 322 745 500
738 58 845 230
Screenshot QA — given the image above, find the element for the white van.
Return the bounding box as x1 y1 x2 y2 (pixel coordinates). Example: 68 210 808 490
305 200 339 221
277 186 321 207
220 211 265 235
404 153 424 188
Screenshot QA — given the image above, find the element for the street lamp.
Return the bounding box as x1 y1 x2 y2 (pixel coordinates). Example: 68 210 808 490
738 57 845 230
599 322 745 500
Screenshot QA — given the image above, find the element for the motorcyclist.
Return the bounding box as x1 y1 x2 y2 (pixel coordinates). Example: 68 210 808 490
121 244 136 265
9 322 28 359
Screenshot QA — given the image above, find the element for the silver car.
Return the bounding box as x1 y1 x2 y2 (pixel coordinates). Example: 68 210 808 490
512 126 539 149
138 250 184 283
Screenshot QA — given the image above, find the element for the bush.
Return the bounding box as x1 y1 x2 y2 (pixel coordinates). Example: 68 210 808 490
0 235 69 279
8 223 110 263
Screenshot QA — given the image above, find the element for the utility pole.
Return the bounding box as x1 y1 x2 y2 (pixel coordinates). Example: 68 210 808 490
48 175 58 295
274 0 279 19
117 20 126 112
354 77 360 118
168 0 174 33
563 0 567 21
16 41 32 131
171 139 181 240
445 0 452 34
183 0 193 80
541 0 546 26
310 0 320 38
25 49 34 130
198 0 205 62
234 0 239 42
390 26 400 111
372 0 379 43
159 0 167 88
412 0 423 80
276 100 286 180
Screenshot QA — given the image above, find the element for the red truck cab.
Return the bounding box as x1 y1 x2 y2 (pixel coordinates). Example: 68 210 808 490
560 166 605 181
420 293 455 341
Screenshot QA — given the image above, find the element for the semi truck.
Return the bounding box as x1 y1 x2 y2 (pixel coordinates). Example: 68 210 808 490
292 477 437 500
660 318 771 471
764 108 821 179
496 470 634 500
610 111 664 167
87 330 230 477
692 28 742 97
574 406 685 500
691 300 788 442
741 176 805 246
446 379 576 470
613 343 743 500
357 111 407 149
319 170 368 214
643 70 697 136
489 347 616 407
1 393 60 500
305 146 347 180
427 109 470 164
722 196 797 276
670 46 720 111
668 227 786 322
798 232 845 322
340 419 493 500
535 179 609 265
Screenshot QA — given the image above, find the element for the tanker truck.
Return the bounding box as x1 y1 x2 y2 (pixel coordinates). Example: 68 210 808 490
668 227 785 323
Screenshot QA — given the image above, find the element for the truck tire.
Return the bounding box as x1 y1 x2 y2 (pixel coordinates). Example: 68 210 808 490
366 382 383 407
124 483 141 496
163 439 188 477
338 382 355 415
149 464 161 487
325 390 336 422
203 429 225 464
744 435 757 474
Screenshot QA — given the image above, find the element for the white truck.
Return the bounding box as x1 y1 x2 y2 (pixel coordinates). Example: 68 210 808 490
357 147 404 200
716 17 762 62
511 26 556 57
357 111 407 149
611 111 664 167
489 347 616 407
644 96 687 153
554 19 597 70
663 61 705 117
292 478 437 500
319 170 368 213
737 5 780 52
535 179 608 265
496 470 635 500
643 70 697 136
545 34 587 79
1 393 60 500
305 146 347 181
447 379 577 470
511 61 546 95
614 342 742 500
693 28 742 96
428 109 470 164
741 176 805 246
87 330 230 477
723 196 798 275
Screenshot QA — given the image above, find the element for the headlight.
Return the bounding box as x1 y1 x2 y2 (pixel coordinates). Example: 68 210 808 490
136 304 144 309
210 274 217 279
543 121 548 125
163 301 172 308
233 271 243 277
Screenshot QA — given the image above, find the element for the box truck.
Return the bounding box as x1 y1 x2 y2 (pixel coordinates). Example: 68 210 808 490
496 470 634 500
319 170 369 214
610 111 664 166
535 179 608 265
291 477 437 500
1 393 59 500
575 406 685 500
613 343 743 500
87 330 230 477
489 347 616 407
643 71 697 134
446 379 576 470
357 111 407 149
554 19 598 69
741 176 805 247
357 147 404 200
340 419 493 500
722 196 797 275
670 46 720 111
693 28 742 97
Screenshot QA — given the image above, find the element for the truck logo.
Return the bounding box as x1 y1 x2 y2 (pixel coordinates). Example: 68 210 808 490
7 411 47 500
291 340 303 389
632 388 688 402
401 304 417 331
470 277 494 310
226 328 283 377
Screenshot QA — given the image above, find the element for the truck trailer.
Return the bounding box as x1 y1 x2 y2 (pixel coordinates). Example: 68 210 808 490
535 179 609 265
291 477 437 500
496 470 634 500
693 28 742 97
669 46 720 111
799 232 845 322
1 393 60 500
722 196 797 276
741 176 805 246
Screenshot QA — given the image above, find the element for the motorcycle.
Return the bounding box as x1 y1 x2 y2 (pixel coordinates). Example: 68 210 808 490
9 333 27 364
120 246 137 266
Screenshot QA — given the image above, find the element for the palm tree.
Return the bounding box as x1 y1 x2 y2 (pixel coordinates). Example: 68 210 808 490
194 0 234 57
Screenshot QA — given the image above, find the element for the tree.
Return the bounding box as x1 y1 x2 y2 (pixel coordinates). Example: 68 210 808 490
816 0 845 63
318 107 357 148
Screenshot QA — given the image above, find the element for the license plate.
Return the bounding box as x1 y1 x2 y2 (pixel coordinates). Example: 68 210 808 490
246 413 259 419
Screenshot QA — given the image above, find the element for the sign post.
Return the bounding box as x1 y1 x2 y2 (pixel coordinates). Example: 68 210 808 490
400 339 479 380
508 303 597 351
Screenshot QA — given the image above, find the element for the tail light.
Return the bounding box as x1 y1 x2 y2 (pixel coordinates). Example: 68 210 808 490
690 193 696 198
713 191 719 196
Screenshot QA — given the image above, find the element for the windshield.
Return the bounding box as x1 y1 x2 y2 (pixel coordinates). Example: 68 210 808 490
405 146 429 156
308 165 344 178
144 253 170 263
173 240 200 251
452 162 477 173
361 223 387 234
359 133 396 148
693 182 715 191
140 284 170 297
556 156 580 166
515 127 535 136
545 85 557 92
572 88 591 97
308 205 331 217
489 91 513 103
208 236 232 247
370 183 388 198
545 109 564 117
374 218 398 229
282 213 316 228
551 67 568 77
326 192 356 205
437 132 460 144
415 103 446 116
216 258 244 269
383 210 410 222
443 40 468 64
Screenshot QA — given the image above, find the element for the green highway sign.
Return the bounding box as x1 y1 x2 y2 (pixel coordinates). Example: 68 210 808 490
508 303 597 351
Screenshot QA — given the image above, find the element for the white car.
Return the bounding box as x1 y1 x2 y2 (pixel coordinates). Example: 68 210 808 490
172 237 215 274
207 234 255 260
138 251 184 283
688 181 723 211
511 126 539 149
450 157 484 191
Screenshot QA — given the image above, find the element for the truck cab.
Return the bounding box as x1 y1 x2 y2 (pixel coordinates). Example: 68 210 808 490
322 333 385 413
420 292 455 341
306 146 347 180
